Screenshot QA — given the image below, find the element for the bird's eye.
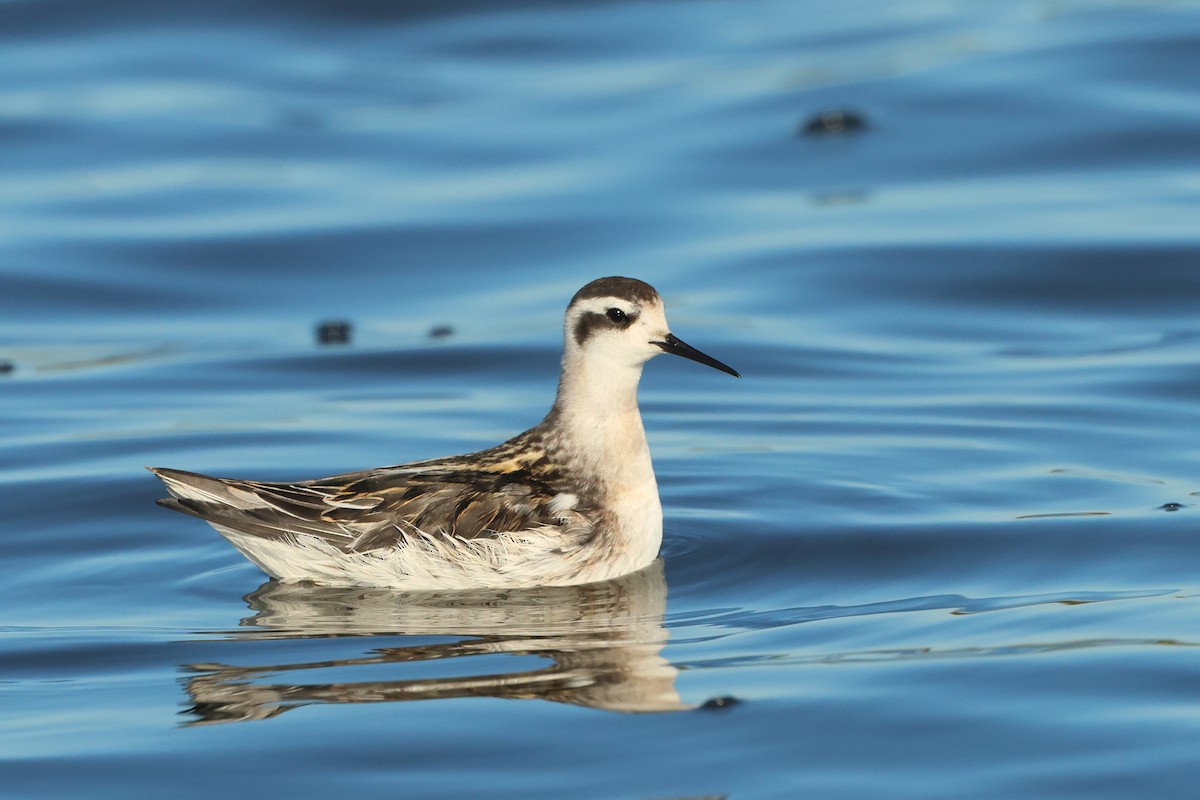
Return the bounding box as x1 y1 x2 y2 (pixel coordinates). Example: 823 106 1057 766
606 308 626 323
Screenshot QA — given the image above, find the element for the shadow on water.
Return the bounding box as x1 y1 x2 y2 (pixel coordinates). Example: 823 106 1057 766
181 560 687 725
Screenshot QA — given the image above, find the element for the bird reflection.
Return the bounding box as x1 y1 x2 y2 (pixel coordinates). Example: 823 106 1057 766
182 560 685 725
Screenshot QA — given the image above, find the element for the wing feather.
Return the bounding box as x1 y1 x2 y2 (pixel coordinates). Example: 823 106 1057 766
150 462 581 554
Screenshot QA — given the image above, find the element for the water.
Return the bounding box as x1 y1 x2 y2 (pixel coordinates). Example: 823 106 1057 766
2 0 1198 796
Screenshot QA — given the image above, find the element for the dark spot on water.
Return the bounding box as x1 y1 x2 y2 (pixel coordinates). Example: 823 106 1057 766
801 109 868 136
316 320 352 345
0 360 13 375
428 324 455 340
699 695 741 711
278 108 325 131
1158 502 1185 512
1016 511 1110 520
812 189 870 206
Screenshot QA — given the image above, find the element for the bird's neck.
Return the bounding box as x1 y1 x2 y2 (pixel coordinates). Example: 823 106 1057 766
544 349 664 577
547 353 653 487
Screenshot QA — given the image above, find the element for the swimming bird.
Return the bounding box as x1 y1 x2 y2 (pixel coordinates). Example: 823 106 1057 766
149 276 738 589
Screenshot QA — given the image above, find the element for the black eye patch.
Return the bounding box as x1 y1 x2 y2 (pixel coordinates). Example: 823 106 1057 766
573 308 637 345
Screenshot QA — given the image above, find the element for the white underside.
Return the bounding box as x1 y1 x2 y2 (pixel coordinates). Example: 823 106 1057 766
212 521 660 590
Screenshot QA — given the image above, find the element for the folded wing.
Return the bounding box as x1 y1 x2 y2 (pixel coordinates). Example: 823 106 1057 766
149 464 575 552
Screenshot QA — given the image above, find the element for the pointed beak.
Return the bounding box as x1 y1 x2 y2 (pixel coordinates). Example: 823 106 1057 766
653 333 740 378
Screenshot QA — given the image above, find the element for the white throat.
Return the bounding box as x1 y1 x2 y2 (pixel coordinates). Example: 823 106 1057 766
550 347 652 483
547 346 663 575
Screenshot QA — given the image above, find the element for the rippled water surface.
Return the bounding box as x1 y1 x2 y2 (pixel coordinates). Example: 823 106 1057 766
3 1 1199 797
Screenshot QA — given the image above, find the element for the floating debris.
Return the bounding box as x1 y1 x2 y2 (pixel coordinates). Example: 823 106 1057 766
800 109 868 137
278 108 324 131
1159 502 1185 512
316 320 352 345
0 360 13 375
699 695 741 711
428 324 455 340
812 189 869 207
1016 511 1110 520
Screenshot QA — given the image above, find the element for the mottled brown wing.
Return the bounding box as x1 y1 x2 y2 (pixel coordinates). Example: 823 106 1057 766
239 465 572 552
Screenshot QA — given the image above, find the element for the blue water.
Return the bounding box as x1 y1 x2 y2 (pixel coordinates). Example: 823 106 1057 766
2 0 1199 796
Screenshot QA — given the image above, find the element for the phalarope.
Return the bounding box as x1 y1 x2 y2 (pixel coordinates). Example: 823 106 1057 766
149 277 738 589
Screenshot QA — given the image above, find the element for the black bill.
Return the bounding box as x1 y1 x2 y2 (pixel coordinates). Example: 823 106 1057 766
654 334 740 378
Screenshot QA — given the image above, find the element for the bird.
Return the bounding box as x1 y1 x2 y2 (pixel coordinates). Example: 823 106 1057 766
149 276 739 589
